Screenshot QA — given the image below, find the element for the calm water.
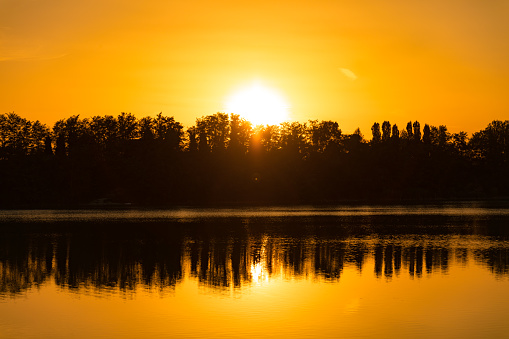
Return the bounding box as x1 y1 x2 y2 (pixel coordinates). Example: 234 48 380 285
1 203 509 338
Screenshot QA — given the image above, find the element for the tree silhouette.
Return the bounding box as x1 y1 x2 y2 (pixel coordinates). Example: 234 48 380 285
413 121 421 142
251 124 280 152
371 122 381 144
382 121 391 142
139 117 155 140
1 111 508 206
280 121 308 154
423 124 431 145
196 113 230 152
117 112 138 141
406 121 413 140
186 126 198 152
308 120 342 153
470 120 509 164
0 113 49 158
437 125 450 149
229 114 251 154
391 124 399 141
153 112 184 152
452 131 468 156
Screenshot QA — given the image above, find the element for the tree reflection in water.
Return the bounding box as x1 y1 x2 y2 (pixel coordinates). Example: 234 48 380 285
1 215 508 296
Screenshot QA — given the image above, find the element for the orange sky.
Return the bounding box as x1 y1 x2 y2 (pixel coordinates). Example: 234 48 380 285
1 0 508 134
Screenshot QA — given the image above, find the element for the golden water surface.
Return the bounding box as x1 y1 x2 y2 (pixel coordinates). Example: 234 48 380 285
1 204 508 338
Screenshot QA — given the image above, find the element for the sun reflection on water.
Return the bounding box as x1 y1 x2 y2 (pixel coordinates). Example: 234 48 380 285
250 237 270 284
250 262 269 284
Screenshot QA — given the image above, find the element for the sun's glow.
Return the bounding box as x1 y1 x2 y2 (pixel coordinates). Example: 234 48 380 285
250 262 269 284
224 83 290 125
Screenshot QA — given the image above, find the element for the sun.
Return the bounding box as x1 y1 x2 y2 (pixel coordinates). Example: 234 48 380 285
224 82 290 125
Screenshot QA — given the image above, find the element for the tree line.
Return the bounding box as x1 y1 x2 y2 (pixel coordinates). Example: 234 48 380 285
0 112 508 206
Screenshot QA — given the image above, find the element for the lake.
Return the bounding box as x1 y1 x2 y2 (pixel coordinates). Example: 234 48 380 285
1 203 509 338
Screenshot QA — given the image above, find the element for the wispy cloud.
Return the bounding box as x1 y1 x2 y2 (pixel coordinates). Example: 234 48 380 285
339 68 358 81
0 53 68 62
0 47 68 62
0 26 68 62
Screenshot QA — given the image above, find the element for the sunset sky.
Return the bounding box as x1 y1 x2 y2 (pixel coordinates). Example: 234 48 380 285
1 0 508 134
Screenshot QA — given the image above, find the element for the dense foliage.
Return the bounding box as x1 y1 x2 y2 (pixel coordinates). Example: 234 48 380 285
1 112 508 206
